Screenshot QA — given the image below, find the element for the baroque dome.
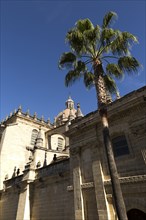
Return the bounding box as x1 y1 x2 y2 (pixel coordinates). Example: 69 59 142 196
54 96 83 127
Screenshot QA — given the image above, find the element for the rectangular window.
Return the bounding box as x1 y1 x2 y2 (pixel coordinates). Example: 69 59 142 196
112 135 129 157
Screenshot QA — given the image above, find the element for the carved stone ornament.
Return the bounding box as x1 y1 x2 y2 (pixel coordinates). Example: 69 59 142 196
130 123 146 136
67 182 94 191
104 174 146 185
26 146 34 152
67 185 73 191
81 182 94 189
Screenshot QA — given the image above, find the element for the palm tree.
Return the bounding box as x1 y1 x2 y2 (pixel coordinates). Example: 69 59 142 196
59 11 140 220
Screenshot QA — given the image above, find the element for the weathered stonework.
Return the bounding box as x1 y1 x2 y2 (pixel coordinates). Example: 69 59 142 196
0 86 146 220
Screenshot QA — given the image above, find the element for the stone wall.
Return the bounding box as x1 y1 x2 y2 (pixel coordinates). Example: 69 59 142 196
66 86 146 219
30 159 74 220
0 175 23 220
0 159 74 220
0 86 146 220
0 116 49 189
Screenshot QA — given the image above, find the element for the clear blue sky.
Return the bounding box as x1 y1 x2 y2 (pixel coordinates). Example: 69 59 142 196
1 0 146 123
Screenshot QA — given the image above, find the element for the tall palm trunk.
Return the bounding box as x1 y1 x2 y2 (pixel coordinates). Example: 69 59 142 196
94 62 128 220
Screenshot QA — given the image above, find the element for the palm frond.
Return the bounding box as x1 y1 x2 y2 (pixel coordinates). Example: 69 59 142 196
106 63 124 79
76 19 94 33
102 11 117 29
66 29 85 55
84 29 97 43
100 28 119 47
111 31 138 56
75 61 87 73
59 52 76 69
94 25 101 41
118 56 141 73
84 25 101 43
59 12 141 96
83 28 100 56
65 70 82 87
84 71 95 89
103 74 117 94
122 32 138 44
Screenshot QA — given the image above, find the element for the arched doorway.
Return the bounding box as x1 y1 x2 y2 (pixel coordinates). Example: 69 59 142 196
127 209 146 220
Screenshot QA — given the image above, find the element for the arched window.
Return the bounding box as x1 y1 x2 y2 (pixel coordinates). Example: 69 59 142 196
50 134 65 151
112 135 129 157
127 209 146 220
31 129 38 145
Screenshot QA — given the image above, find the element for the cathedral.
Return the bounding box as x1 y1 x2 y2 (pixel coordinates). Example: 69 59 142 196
0 86 146 220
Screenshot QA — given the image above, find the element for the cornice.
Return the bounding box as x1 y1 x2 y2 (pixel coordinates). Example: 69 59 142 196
81 182 94 189
104 174 146 185
67 174 146 192
1 110 53 129
66 86 146 136
67 182 94 191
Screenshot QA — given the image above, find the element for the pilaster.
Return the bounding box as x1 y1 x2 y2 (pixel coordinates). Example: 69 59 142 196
71 148 85 220
92 161 110 220
16 164 35 220
16 183 30 220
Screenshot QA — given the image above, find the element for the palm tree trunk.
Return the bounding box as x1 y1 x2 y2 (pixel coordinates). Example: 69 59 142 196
94 63 128 220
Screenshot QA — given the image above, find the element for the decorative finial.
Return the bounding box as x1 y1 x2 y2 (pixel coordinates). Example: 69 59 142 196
54 117 56 128
53 154 57 162
16 168 20 176
41 115 44 122
12 166 17 178
36 161 41 168
5 174 8 180
33 112 37 120
10 112 13 117
13 109 17 115
26 109 30 117
47 118 50 125
116 90 121 99
76 103 83 118
77 103 80 108
17 105 22 115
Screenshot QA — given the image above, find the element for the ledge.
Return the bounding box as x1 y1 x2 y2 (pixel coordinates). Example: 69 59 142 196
104 174 146 185
3 175 23 188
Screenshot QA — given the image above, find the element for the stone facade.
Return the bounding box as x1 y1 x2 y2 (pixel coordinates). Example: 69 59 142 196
0 87 146 220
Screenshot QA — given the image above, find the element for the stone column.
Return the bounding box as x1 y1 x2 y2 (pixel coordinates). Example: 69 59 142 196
16 164 35 220
73 166 85 220
16 183 30 220
71 148 85 220
92 160 109 220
